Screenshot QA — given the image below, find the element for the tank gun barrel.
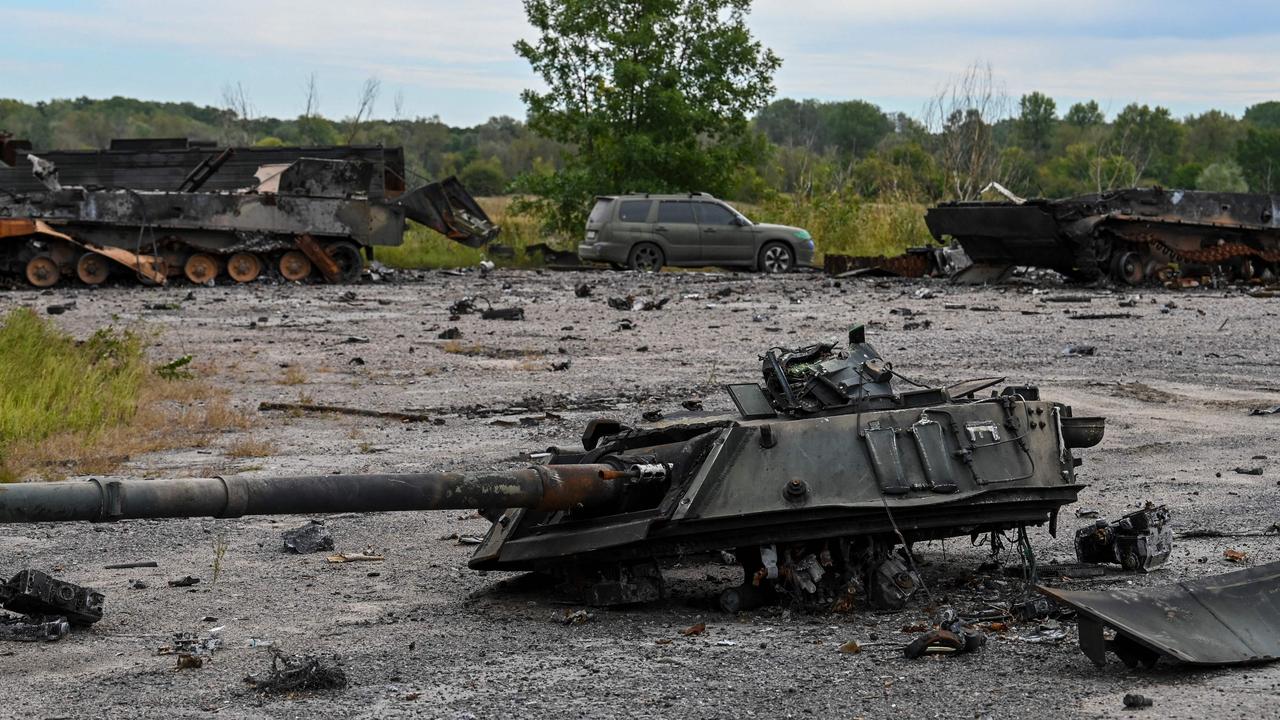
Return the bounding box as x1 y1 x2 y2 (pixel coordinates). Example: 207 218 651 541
0 464 665 524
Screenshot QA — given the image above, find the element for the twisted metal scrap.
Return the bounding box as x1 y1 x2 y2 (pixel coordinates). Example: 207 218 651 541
254 647 347 694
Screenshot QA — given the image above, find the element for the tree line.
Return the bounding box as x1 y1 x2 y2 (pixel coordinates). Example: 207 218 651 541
4 91 1277 202
5 88 1280 222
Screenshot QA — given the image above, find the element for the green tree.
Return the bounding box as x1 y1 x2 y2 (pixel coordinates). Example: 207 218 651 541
1183 110 1242 164
1064 100 1104 128
1111 103 1183 182
1236 127 1280 192
513 0 781 235
458 156 509 196
820 100 893 157
1243 101 1280 130
1016 91 1057 152
1196 160 1248 192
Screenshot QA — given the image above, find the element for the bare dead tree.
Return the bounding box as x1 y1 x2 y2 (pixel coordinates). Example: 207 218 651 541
220 82 255 145
346 77 382 144
302 72 320 119
923 62 1012 200
392 90 405 122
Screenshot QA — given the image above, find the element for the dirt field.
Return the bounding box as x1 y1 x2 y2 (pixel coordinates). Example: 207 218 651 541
2 269 1278 719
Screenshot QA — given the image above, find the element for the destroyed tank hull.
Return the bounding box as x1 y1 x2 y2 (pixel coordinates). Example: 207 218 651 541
0 153 498 288
0 327 1103 612
925 188 1280 284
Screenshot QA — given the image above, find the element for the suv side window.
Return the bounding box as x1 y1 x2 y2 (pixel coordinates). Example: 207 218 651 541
696 202 737 226
587 198 613 224
618 200 652 222
657 201 695 224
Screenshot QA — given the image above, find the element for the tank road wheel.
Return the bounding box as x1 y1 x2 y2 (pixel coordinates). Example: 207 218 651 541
226 253 263 283
627 243 664 272
325 241 364 283
278 250 313 282
25 255 60 288
759 242 795 274
75 253 110 286
184 253 219 285
1110 251 1145 285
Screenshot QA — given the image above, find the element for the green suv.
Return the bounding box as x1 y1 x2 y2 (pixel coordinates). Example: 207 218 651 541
578 193 815 272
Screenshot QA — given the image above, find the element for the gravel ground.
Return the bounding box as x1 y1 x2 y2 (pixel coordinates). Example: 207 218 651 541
1 269 1278 719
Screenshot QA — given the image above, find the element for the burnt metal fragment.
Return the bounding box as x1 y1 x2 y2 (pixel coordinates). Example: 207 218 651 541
251 648 348 694
0 570 103 626
1040 561 1280 668
282 520 335 554
1074 505 1172 572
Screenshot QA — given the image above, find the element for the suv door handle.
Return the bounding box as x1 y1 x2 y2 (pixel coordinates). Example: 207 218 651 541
655 225 668 232
702 228 716 233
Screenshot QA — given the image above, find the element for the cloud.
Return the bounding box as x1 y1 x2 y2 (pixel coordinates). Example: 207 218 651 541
6 0 1280 123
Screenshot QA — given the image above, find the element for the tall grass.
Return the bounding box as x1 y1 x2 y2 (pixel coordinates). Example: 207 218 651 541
746 193 933 260
0 309 145 465
376 196 549 270
0 308 254 481
375 193 932 270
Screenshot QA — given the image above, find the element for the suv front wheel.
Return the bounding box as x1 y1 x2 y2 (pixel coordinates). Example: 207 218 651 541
628 243 664 272
758 242 794 273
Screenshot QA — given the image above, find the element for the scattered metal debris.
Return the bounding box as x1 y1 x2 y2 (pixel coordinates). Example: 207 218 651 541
903 607 986 659
168 576 201 587
0 570 103 626
1250 406 1280 416
326 550 384 564
1062 345 1097 357
249 647 347 694
1040 560 1280 668
162 630 223 669
438 327 463 340
258 401 436 423
0 615 70 642
1074 505 1172 572
103 561 158 570
1123 693 1154 709
282 520 335 554
556 609 594 625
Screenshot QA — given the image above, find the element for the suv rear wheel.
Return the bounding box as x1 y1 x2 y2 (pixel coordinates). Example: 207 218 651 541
759 242 794 273
628 243 664 272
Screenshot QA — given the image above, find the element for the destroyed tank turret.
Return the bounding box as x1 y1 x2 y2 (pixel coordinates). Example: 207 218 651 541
0 327 1104 612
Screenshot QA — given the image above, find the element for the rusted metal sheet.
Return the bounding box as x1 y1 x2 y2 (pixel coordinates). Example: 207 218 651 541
1039 561 1280 668
926 188 1280 284
824 251 933 277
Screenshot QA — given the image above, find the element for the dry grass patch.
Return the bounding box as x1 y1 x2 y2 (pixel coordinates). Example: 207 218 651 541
441 340 544 360
279 365 308 385
225 437 278 458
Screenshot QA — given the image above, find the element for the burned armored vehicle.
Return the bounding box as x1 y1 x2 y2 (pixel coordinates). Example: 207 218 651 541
0 327 1103 611
0 148 497 287
926 187 1280 284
